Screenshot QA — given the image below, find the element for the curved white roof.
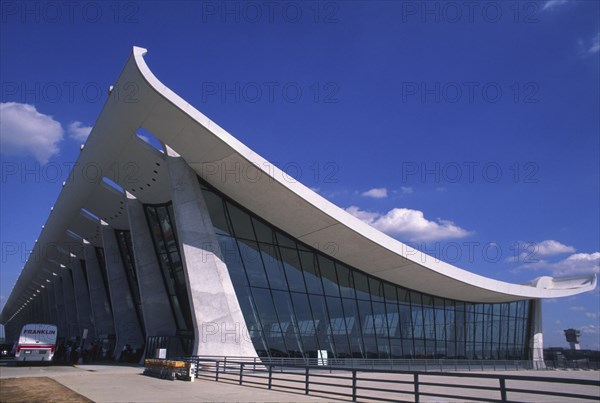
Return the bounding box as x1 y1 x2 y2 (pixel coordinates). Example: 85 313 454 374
1 47 596 323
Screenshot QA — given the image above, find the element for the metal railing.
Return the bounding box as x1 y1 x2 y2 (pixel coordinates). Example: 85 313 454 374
183 356 536 372
179 356 600 402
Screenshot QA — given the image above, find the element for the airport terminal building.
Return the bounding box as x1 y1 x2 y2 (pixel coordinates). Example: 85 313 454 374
1 48 595 366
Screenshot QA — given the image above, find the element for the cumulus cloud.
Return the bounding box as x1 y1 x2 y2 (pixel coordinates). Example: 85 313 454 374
400 186 413 195
585 312 599 319
510 240 577 263
0 102 64 164
569 306 585 312
67 121 92 142
542 0 570 11
345 206 473 242
516 252 600 276
535 240 577 256
361 187 388 199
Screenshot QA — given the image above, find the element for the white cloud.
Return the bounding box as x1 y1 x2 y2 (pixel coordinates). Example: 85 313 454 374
361 187 388 199
67 121 92 142
435 187 446 192
587 33 600 55
569 306 585 312
554 320 561 325
0 102 64 164
400 186 413 195
542 0 570 11
517 252 600 276
585 312 599 319
580 325 600 335
345 205 472 242
535 240 576 256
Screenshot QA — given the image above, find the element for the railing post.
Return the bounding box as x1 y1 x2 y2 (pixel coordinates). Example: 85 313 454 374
224 356 227 373
414 373 420 403
352 370 357 401
239 363 244 385
215 361 220 381
305 367 310 395
499 377 507 402
268 365 273 390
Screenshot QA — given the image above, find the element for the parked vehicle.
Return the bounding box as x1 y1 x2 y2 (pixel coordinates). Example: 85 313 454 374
14 324 57 362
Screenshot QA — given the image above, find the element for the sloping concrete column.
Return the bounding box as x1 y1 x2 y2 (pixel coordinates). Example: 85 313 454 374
70 258 96 346
47 281 58 327
166 147 257 357
101 222 145 357
530 299 545 369
125 194 177 339
54 275 67 338
83 242 115 337
61 268 80 340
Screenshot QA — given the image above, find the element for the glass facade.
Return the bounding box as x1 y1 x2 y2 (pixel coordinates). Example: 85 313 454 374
144 203 194 338
115 230 146 337
199 178 532 360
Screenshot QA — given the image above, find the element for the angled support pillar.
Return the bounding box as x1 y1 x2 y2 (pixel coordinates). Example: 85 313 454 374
83 242 115 339
70 257 96 347
54 275 67 339
126 193 177 340
61 266 80 340
100 222 145 358
530 299 546 369
47 280 58 327
166 147 257 357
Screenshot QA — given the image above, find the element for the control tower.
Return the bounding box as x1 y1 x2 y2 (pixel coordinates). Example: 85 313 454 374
564 328 581 350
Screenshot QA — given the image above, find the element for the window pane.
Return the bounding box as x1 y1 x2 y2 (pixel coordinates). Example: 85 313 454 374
318 255 340 297
326 296 351 358
252 288 287 356
237 240 268 288
217 235 248 287
259 243 288 291
336 264 355 299
309 294 335 356
272 290 303 357
253 217 275 244
342 298 363 358
227 202 256 241
299 250 323 295
291 292 319 357
279 246 306 293
202 190 232 236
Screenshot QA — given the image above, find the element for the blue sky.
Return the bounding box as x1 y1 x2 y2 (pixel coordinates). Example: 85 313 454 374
1 0 598 348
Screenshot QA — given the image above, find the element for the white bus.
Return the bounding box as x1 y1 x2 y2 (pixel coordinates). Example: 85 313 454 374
15 323 58 362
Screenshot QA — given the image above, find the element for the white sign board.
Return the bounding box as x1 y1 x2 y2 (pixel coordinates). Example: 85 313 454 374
157 348 167 359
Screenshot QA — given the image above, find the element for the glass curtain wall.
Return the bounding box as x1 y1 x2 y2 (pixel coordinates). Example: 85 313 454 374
195 178 532 360
198 179 532 359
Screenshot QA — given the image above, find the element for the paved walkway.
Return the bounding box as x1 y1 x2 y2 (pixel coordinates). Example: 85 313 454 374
1 361 598 402
0 363 329 402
